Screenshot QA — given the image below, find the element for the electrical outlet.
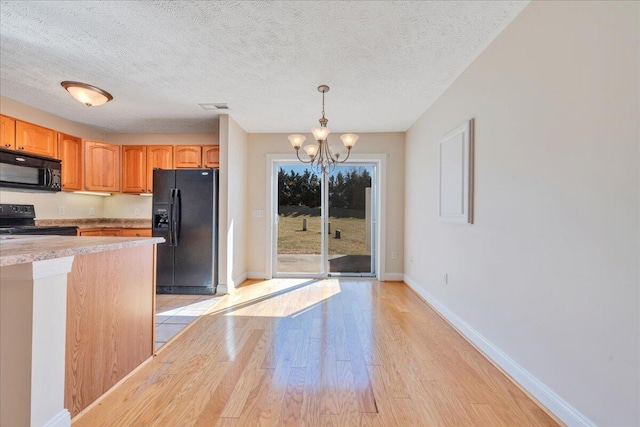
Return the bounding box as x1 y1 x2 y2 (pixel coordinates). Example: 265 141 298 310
410 256 414 264
251 210 264 218
443 273 448 285
58 206 65 215
89 207 95 216
391 251 397 259
134 208 140 216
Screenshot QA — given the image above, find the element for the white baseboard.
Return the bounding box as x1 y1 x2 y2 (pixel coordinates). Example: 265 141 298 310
232 272 247 287
247 271 266 279
403 275 596 427
382 272 404 281
44 410 71 427
215 284 228 295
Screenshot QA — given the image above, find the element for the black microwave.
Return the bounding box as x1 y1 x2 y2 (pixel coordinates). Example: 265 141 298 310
0 148 62 192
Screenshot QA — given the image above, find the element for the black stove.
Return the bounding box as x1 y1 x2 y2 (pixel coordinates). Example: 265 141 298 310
0 204 78 236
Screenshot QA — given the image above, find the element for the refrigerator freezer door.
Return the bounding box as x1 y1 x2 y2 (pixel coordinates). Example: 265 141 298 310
153 203 174 288
153 169 174 204
173 169 215 289
153 169 177 288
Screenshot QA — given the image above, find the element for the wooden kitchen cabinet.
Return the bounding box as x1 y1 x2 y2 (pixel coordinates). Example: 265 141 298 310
78 228 123 236
120 228 152 237
123 145 173 194
16 120 57 158
0 115 16 150
58 133 83 191
84 140 120 192
77 230 104 236
174 145 202 168
122 146 147 193
202 145 220 168
146 145 173 193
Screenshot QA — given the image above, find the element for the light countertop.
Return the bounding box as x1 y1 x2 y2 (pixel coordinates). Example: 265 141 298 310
0 235 164 267
36 218 152 229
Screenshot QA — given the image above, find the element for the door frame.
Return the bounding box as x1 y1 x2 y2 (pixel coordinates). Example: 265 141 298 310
265 153 387 281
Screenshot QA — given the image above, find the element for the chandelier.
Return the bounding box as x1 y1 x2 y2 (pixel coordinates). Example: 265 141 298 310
288 85 359 175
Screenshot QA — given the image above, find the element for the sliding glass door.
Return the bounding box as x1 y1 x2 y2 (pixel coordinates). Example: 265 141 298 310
327 164 375 275
275 164 324 275
273 161 376 277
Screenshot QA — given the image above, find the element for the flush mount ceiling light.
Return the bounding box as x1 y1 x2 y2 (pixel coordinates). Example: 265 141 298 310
288 85 359 175
61 81 113 107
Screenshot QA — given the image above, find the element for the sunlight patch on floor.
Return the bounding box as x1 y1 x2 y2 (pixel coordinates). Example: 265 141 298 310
222 278 342 318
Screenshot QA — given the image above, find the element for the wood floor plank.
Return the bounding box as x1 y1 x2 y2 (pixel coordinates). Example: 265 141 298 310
280 367 306 426
213 417 239 427
301 338 323 426
218 327 272 418
72 279 560 427
193 329 264 425
342 311 378 413
420 379 477 426
150 360 229 427
459 349 559 426
235 368 275 426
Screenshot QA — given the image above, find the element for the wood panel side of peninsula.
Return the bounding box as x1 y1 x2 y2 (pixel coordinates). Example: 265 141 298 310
65 244 155 417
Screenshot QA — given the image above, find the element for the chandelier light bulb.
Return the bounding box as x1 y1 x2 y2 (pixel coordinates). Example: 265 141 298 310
340 133 359 148
311 126 331 142
304 144 319 159
288 134 306 149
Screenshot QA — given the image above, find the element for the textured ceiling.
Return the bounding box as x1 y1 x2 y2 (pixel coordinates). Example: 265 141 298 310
0 1 528 134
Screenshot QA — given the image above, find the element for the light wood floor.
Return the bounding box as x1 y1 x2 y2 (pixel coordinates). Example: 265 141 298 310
73 279 560 426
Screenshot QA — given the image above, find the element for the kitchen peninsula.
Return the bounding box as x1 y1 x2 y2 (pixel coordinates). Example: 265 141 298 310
0 234 163 427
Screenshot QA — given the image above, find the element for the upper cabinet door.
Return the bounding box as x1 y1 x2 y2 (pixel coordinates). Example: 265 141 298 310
146 145 173 193
84 140 121 192
58 133 83 191
202 145 220 168
122 146 147 193
174 145 202 168
0 115 16 150
16 121 57 158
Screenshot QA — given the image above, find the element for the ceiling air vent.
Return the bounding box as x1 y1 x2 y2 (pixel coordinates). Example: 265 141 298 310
199 103 229 110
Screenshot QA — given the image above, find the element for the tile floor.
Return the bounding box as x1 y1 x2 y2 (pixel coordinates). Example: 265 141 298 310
155 294 221 350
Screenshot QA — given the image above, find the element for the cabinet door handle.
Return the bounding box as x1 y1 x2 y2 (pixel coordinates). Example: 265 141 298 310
18 147 24 150
4 144 10 148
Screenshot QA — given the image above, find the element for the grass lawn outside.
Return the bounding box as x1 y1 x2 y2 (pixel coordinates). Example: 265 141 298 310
277 214 369 255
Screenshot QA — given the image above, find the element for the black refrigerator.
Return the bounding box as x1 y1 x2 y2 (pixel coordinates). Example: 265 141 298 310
152 168 218 295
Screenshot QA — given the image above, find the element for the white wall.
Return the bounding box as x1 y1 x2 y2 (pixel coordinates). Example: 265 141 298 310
106 133 218 146
218 115 248 291
245 132 405 278
404 2 639 426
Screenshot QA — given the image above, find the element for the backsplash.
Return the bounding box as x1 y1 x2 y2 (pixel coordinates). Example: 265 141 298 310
0 190 152 219
103 194 152 218
0 190 105 219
